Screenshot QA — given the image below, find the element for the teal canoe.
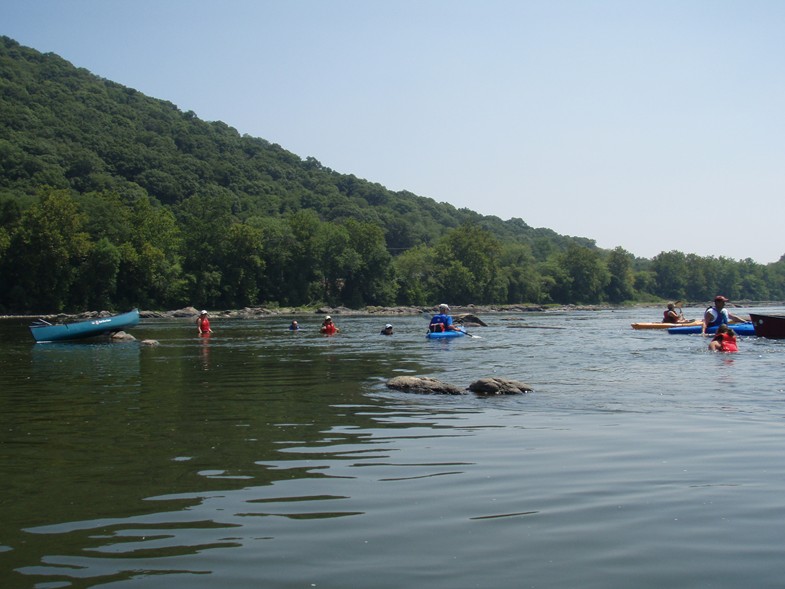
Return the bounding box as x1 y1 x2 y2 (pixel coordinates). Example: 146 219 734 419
29 309 140 343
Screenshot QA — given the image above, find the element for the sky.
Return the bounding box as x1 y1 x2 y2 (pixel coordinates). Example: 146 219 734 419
3 0 784 263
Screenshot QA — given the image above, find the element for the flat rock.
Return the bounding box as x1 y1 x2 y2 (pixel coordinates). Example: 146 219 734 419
110 331 136 341
386 376 465 395
468 377 532 395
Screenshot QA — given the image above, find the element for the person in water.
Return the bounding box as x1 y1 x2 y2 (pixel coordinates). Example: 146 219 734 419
701 296 747 335
320 315 339 335
429 304 459 333
289 320 300 331
380 323 394 336
709 325 738 353
663 302 685 324
197 310 213 334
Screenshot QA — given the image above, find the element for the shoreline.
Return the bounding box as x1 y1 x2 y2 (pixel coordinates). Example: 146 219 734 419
3 300 779 322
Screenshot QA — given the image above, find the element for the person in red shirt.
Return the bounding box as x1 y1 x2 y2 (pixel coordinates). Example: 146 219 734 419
709 325 738 353
197 310 213 334
320 315 339 335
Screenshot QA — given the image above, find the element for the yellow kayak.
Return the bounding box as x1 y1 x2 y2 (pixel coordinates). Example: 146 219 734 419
631 320 701 330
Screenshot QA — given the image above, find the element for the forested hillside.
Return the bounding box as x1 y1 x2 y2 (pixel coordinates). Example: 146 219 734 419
1 36 783 313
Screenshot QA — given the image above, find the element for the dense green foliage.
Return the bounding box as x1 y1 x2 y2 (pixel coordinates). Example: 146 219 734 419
1 36 784 312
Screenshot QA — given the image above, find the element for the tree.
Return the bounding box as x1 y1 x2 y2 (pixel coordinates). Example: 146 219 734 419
218 222 265 307
437 260 475 304
340 219 396 307
116 196 185 308
71 237 121 310
434 225 502 304
313 222 351 305
3 189 90 311
393 245 437 306
283 210 324 305
175 188 235 306
652 251 689 300
558 244 609 303
605 247 635 303
499 243 542 304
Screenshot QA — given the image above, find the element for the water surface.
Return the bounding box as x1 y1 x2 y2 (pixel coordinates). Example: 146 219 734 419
2 308 785 588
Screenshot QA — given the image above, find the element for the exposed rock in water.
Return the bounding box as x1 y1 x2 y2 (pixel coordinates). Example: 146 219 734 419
468 377 532 395
454 313 488 327
141 339 160 346
386 376 465 395
110 331 136 341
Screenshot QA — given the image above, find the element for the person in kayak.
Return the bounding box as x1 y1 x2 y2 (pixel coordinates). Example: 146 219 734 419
429 304 459 333
320 315 339 335
709 325 738 353
701 296 747 335
663 303 684 323
380 323 394 336
197 310 213 334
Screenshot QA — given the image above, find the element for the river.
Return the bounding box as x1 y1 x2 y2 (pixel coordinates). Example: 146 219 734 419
1 307 785 588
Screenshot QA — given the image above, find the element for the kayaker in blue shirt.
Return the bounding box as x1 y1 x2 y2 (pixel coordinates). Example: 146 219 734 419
429 304 459 333
701 295 747 335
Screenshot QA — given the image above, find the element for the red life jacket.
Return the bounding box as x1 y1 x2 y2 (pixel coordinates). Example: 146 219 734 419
717 333 738 352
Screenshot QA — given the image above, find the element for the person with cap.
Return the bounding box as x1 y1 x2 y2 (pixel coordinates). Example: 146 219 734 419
380 323 394 336
197 310 213 334
429 303 458 333
320 315 339 335
701 296 747 335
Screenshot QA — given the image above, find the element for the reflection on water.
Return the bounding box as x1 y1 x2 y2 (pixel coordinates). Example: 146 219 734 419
199 332 211 370
2 310 785 588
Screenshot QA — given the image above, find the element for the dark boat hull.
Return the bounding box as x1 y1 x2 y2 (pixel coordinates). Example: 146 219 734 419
750 313 785 339
29 309 140 343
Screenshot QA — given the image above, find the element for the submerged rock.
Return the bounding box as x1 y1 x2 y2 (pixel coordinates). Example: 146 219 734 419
468 377 532 395
386 376 465 395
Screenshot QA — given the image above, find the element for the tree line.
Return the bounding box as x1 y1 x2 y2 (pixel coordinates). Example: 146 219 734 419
1 36 784 313
2 186 784 313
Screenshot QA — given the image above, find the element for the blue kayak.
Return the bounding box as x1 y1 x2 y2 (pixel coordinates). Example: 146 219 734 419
426 328 466 339
667 322 755 336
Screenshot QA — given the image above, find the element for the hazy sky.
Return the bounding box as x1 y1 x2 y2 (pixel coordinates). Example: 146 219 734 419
3 0 784 263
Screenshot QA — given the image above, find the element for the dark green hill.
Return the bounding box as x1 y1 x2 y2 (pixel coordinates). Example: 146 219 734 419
1 36 782 312
0 36 588 253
